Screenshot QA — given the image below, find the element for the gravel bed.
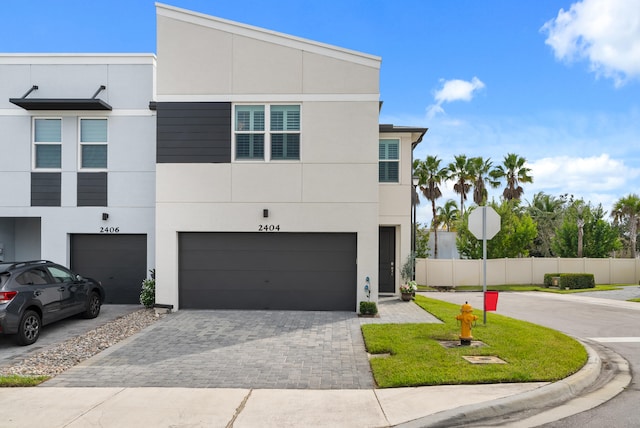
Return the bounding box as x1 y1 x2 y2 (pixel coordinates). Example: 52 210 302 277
0 308 160 377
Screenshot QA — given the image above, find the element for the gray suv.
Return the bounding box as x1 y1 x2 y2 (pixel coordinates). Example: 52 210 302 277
0 260 104 345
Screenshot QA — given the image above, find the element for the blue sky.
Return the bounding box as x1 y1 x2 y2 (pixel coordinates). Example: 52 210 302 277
2 0 639 225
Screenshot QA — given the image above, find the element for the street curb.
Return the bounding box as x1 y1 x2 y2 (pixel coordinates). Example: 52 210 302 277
395 339 603 428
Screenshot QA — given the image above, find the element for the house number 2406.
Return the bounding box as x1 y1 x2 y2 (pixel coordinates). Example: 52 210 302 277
258 225 280 232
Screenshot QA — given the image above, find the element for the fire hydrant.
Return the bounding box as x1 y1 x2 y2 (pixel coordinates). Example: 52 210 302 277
456 302 478 346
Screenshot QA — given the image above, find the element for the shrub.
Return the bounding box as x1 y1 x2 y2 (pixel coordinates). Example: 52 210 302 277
561 273 595 289
543 273 561 287
544 273 595 289
360 301 378 315
140 269 156 308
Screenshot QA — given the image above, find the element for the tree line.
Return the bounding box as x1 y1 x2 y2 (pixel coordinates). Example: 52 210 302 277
413 153 640 259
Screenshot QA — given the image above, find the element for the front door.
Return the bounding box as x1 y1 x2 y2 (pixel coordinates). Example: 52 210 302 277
379 227 396 293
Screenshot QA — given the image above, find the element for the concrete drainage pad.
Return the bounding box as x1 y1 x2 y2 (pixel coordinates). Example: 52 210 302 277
462 355 507 364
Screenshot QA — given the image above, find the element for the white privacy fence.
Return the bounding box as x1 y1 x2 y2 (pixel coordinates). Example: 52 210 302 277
415 257 640 286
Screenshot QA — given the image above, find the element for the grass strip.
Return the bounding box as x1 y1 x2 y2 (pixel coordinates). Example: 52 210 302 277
362 295 587 388
0 375 50 387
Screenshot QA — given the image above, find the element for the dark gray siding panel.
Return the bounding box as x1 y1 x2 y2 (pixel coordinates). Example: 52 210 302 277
77 172 107 207
71 234 147 304
179 232 357 311
157 102 232 163
31 172 61 206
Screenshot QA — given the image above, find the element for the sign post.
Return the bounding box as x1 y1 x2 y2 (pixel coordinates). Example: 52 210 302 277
468 206 500 324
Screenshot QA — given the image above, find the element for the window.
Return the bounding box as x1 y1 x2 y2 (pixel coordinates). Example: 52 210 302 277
234 105 300 161
270 106 300 160
235 106 264 160
80 118 108 169
47 266 75 283
379 139 399 182
34 118 62 169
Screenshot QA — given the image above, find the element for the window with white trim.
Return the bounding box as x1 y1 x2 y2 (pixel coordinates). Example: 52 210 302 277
33 118 62 169
79 118 108 169
234 105 300 161
379 139 399 183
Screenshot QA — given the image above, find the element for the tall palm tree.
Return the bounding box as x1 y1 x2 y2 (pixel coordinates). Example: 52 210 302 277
612 194 640 258
414 156 446 258
527 192 564 257
470 156 499 206
447 154 473 214
436 199 459 232
490 153 533 201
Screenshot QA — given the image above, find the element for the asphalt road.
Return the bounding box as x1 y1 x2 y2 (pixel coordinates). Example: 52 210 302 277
424 289 640 427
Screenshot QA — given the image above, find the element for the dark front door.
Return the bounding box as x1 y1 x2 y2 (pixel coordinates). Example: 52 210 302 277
379 227 396 293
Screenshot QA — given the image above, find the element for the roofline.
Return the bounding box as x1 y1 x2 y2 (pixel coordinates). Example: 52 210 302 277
0 54 157 65
379 124 428 148
156 3 381 69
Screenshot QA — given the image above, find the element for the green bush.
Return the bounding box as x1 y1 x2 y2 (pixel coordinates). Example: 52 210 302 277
140 269 156 308
544 273 595 289
543 273 561 287
561 273 595 289
360 301 378 315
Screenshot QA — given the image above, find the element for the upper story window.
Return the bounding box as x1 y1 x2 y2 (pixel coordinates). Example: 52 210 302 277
379 139 399 183
79 118 108 169
234 104 300 161
33 118 62 169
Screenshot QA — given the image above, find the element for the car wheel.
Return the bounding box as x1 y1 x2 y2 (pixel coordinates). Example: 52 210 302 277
15 310 41 346
82 292 101 319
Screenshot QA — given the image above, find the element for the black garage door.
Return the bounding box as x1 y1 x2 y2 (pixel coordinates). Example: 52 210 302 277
71 234 147 304
179 232 357 311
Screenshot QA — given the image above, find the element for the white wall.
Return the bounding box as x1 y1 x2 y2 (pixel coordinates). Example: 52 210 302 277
155 5 381 310
0 55 157 270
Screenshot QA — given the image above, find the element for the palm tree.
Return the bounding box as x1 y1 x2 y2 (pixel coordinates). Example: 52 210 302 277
527 192 564 257
470 156 499 206
612 194 640 258
490 153 533 201
447 154 473 214
414 156 447 258
436 199 459 231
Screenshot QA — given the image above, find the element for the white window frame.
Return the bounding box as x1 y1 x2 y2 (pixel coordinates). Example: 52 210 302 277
232 104 301 162
379 138 400 183
32 117 63 171
78 117 108 171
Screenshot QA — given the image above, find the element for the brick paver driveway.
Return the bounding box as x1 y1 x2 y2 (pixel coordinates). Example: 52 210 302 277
43 299 439 389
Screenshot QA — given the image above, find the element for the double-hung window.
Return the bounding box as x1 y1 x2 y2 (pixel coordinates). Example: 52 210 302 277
270 105 300 160
234 105 300 161
379 139 399 183
33 118 62 169
79 118 108 169
235 106 265 160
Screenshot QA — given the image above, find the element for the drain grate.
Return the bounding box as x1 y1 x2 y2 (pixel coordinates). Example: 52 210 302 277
462 355 507 364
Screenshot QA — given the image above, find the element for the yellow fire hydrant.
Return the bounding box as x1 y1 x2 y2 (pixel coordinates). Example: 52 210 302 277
456 302 478 346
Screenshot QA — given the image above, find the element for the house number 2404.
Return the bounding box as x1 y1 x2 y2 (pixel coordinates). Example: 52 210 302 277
258 225 280 232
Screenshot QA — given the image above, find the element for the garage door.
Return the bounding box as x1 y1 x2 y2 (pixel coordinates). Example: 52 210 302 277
179 232 357 310
71 234 147 304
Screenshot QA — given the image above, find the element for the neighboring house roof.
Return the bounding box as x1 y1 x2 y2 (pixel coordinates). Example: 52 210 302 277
379 124 428 148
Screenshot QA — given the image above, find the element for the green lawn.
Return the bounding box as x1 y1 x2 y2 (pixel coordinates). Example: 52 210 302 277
0 375 49 387
418 284 634 294
362 295 587 388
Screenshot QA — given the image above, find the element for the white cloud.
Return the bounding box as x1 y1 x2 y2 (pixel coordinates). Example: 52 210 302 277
426 77 485 118
527 154 640 206
541 0 640 86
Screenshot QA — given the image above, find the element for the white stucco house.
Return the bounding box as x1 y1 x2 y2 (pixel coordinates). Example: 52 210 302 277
0 4 426 312
0 54 157 303
153 4 426 311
